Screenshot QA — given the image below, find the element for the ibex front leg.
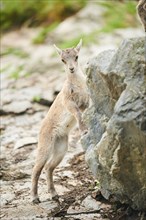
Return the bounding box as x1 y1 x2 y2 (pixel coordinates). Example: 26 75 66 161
65 100 86 132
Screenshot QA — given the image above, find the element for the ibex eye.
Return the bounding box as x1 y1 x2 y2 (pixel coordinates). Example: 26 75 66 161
62 59 66 63
75 56 78 61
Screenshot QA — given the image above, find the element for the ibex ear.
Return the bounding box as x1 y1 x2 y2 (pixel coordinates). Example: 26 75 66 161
53 44 62 55
75 39 82 52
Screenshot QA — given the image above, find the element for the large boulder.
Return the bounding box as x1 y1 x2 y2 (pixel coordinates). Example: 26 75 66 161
82 37 146 210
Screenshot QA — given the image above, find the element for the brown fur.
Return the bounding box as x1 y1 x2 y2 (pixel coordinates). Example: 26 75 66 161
31 39 89 203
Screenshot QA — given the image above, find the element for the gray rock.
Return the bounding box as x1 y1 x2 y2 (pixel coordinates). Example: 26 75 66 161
14 137 37 149
82 37 146 210
81 195 100 211
39 200 58 212
2 100 32 114
49 3 105 42
1 192 15 206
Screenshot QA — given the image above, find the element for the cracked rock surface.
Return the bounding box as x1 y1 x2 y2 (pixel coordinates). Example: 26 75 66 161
82 37 146 211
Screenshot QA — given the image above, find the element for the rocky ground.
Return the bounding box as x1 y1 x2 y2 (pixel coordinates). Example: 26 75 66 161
0 3 145 220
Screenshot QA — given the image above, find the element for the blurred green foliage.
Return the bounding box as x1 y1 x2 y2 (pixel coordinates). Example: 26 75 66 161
32 22 59 44
0 0 87 32
58 1 138 48
32 95 41 103
0 47 29 58
0 0 138 46
9 65 30 79
100 1 137 32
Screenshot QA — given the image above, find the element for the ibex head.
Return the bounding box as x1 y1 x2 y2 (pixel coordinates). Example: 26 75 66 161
54 39 82 74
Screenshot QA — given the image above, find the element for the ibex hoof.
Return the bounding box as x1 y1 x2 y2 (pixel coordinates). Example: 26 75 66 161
32 198 41 204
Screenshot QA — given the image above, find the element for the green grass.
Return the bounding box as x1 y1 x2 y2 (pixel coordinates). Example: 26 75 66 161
56 1 138 49
0 64 11 74
1 47 29 58
0 0 87 32
10 70 20 80
99 1 137 32
0 0 49 31
58 31 98 49
32 95 41 102
94 180 100 190
9 65 23 79
59 36 84 49
32 22 59 44
9 65 30 80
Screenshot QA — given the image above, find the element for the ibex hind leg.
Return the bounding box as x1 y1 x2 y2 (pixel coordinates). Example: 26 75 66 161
45 135 68 200
31 149 48 204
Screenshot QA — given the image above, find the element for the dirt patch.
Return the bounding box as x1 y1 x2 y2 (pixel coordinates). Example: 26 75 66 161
0 149 146 220
51 153 146 220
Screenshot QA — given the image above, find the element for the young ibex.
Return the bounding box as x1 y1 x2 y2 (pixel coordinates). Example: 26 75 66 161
137 0 146 31
31 39 89 204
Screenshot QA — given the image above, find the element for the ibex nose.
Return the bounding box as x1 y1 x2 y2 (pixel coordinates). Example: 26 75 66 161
69 67 74 73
